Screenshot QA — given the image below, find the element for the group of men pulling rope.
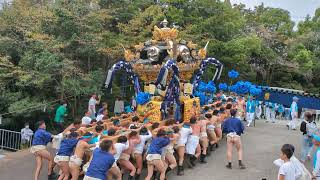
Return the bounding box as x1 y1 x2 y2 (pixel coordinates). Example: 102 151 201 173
31 96 246 180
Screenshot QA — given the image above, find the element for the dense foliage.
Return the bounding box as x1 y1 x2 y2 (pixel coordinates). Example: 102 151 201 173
0 0 319 129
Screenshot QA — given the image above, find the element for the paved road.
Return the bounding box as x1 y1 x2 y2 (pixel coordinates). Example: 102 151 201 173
0 120 311 180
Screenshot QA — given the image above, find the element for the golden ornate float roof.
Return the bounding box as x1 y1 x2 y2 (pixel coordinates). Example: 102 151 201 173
122 19 208 83
152 25 178 41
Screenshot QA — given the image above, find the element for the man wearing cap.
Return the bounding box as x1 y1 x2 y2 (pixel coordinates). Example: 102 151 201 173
288 97 299 130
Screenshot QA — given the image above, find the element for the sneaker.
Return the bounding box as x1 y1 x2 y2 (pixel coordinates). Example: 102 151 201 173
185 155 194 168
206 147 211 156
226 164 232 169
177 166 184 176
190 156 197 167
200 154 207 164
210 144 215 151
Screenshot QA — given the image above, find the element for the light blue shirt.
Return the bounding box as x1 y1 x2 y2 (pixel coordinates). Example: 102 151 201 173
246 100 255 113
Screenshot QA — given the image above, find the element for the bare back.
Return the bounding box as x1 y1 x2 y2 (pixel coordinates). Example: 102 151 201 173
74 140 90 160
191 124 201 136
199 120 208 133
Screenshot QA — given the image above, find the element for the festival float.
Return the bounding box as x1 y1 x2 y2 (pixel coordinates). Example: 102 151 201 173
104 19 223 122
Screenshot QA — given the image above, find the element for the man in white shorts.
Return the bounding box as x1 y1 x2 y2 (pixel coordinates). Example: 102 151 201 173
176 122 192 176
222 109 246 169
185 117 201 167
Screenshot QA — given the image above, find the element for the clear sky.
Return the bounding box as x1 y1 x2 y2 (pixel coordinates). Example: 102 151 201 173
231 0 320 24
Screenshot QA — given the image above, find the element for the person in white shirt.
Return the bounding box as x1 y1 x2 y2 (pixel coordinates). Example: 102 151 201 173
265 102 271 122
96 114 104 122
278 144 296 180
114 97 124 115
108 135 129 180
274 144 311 180
81 111 92 125
288 97 299 130
256 101 262 119
96 110 108 122
21 123 34 148
88 94 100 119
134 127 152 179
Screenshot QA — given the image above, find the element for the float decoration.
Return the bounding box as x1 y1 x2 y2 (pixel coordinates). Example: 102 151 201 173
104 60 141 94
193 81 216 106
105 19 225 121
193 57 223 90
229 81 262 96
136 92 151 105
228 69 239 79
218 83 228 91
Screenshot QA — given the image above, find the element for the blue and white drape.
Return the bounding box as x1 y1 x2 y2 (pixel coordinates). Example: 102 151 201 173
155 59 179 90
156 60 181 121
193 57 223 90
104 60 141 94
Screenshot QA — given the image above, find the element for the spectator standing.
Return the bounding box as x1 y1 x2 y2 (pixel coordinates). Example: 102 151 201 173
54 101 68 133
245 96 255 127
288 97 299 130
256 101 262 119
114 97 124 116
88 94 101 119
300 112 315 163
277 104 285 120
21 123 33 149
277 144 296 180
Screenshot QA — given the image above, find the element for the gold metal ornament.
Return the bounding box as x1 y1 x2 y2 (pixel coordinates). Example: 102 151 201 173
124 49 135 61
134 43 144 51
198 41 210 59
187 41 197 49
152 25 178 41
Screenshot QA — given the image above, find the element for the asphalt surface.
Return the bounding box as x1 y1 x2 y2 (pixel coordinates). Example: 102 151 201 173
0 120 311 180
